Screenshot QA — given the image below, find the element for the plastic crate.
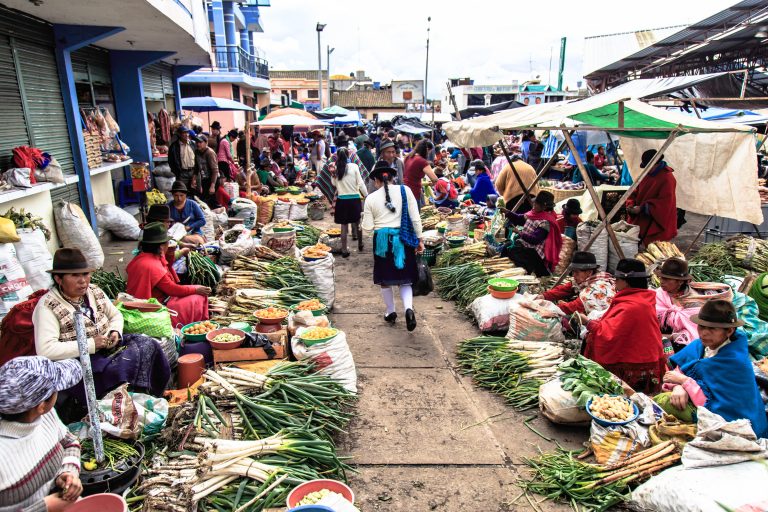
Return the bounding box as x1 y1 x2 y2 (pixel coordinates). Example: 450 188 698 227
704 229 768 243
422 246 441 266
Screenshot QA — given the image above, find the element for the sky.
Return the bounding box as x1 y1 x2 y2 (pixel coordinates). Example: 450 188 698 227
255 0 737 99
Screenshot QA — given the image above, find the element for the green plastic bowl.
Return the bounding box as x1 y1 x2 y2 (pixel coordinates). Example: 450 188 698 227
290 302 327 317
488 278 519 292
227 321 253 333
182 321 220 342
273 226 295 233
298 328 339 347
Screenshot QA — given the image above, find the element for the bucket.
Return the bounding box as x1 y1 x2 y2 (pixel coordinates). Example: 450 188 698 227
69 494 127 512
177 353 205 388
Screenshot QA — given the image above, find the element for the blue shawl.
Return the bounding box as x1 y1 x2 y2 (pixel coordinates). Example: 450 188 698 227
669 329 767 438
469 173 497 204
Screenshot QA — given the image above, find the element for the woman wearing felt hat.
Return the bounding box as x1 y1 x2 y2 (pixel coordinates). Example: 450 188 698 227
581 258 666 394
32 248 170 401
661 299 768 437
167 180 207 245
655 258 702 347
539 251 616 318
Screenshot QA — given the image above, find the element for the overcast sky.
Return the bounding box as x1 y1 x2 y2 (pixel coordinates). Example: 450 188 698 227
255 0 736 99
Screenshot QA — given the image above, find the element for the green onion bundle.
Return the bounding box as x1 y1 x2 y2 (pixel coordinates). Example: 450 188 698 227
188 251 221 289
294 223 323 248
91 270 126 300
689 242 746 281
80 437 138 471
726 235 768 273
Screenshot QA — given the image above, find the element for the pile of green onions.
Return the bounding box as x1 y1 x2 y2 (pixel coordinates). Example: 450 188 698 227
689 242 746 281
727 235 768 273
80 437 139 471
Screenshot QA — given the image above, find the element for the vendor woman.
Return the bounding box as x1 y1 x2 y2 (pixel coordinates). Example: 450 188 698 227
500 191 563 277
539 251 615 318
168 181 206 245
32 248 171 400
581 258 666 394
655 258 701 347
664 299 768 438
126 222 211 328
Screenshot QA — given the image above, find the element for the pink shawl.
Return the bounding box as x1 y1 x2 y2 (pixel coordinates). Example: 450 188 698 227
655 288 700 345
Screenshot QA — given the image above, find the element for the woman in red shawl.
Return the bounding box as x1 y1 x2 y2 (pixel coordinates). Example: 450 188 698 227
580 258 667 394
626 149 677 246
500 191 563 277
126 222 211 328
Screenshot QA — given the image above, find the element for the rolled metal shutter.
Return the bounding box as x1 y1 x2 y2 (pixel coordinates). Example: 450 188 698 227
50 182 82 207
72 46 111 85
142 63 170 100
0 34 27 171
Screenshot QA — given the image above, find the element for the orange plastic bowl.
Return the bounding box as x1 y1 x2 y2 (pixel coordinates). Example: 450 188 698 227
68 494 127 512
254 308 289 325
206 328 246 350
286 479 355 508
488 285 517 300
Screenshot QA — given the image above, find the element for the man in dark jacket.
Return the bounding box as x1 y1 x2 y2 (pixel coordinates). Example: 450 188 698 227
168 127 197 190
195 134 219 206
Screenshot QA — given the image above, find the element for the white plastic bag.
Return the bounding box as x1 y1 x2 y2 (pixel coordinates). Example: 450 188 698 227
194 199 217 242
299 250 336 309
13 228 52 292
292 327 357 392
131 393 169 436
289 202 309 221
538 379 591 425
3 168 32 188
469 294 519 332
54 201 104 269
219 227 255 265
607 221 640 273
273 201 291 221
0 243 33 319
507 296 565 342
95 204 141 240
577 222 608 270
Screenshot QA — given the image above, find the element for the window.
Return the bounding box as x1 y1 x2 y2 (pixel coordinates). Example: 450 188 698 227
290 90 298 100
232 85 241 101
307 89 319 99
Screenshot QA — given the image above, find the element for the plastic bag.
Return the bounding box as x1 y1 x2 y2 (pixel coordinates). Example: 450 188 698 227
13 228 52 291
553 236 576 276
589 419 650 465
287 310 330 336
96 204 141 240
194 199 217 242
3 168 32 188
0 244 33 319
84 384 140 440
289 202 309 221
413 260 433 297
507 296 565 342
292 327 357 392
117 299 174 339
469 294 519 333
219 227 255 265
54 201 104 269
538 378 592 425
131 393 169 436
0 217 20 243
262 224 297 256
607 220 640 273
299 249 335 309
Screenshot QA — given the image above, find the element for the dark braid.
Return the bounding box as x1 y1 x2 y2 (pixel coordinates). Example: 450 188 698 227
336 148 349 181
382 172 396 212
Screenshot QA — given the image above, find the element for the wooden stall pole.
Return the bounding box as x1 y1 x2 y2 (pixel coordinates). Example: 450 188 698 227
499 138 535 208
511 135 570 211
446 81 462 121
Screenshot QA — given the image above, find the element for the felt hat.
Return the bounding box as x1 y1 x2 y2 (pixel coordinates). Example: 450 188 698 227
534 190 555 209
691 299 744 328
570 251 599 270
378 140 395 152
657 258 692 281
146 204 171 223
196 134 208 143
369 160 395 182
0 357 82 414
613 258 650 279
48 248 95 274
640 149 663 168
140 222 172 244
210 121 222 130
563 198 582 215
170 181 188 194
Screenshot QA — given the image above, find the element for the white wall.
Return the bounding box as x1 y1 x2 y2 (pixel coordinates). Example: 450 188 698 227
91 172 116 207
0 191 60 254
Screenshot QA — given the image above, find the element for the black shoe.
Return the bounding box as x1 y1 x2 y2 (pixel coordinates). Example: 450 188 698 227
357 227 364 251
341 250 350 258
384 312 397 324
405 309 417 331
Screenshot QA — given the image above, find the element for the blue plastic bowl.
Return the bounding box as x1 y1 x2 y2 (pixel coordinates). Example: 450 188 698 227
288 506 335 512
586 396 640 427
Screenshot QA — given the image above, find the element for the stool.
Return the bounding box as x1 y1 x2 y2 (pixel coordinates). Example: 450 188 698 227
117 179 141 207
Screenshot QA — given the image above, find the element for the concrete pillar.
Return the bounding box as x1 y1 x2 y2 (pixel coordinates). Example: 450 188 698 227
209 0 227 47
239 29 250 55
223 1 237 72
249 31 256 59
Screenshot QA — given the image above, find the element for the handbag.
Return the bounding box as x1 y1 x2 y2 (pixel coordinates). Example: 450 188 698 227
399 185 420 248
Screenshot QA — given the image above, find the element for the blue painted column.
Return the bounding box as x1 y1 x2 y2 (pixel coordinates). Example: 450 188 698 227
239 29 250 55
173 65 204 116
249 32 256 58
53 24 124 231
110 51 175 171
210 0 227 47
223 1 238 71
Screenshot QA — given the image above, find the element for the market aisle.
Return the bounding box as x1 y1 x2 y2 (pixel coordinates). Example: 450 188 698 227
331 243 580 512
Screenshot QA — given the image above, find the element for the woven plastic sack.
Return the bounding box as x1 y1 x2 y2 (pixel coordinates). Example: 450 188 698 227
506 296 565 342
13 228 52 292
469 294 518 333
262 224 297 256
273 201 291 221
0 244 33 319
219 227 255 265
54 201 104 269
256 196 275 226
118 299 173 339
194 198 216 242
577 221 607 270
607 220 640 273
553 235 576 276
299 249 335 309
289 202 309 221
292 327 356 392
538 378 591 425
96 204 141 240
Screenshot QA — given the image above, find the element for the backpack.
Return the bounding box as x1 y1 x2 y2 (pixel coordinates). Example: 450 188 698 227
0 289 48 366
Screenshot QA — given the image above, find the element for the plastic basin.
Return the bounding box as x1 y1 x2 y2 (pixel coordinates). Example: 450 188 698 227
287 479 355 508
182 321 219 342
206 328 246 350
586 396 640 427
488 277 520 292
68 494 127 512
298 328 339 347
487 285 517 300
254 308 289 325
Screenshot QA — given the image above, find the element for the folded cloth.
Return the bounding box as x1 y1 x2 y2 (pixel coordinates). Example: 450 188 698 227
682 407 768 468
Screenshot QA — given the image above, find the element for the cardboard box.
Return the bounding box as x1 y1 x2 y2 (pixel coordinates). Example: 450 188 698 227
213 343 285 364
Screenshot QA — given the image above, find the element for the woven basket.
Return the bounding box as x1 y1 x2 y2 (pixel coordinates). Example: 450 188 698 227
541 186 584 203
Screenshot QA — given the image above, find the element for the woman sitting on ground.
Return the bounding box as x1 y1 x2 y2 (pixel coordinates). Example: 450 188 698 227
580 258 666 394
168 181 206 245
538 251 615 318
432 165 459 209
32 249 171 400
557 199 582 241
572 151 612 185
663 299 768 437
464 160 498 205
655 258 702 348
126 222 211 328
500 191 563 277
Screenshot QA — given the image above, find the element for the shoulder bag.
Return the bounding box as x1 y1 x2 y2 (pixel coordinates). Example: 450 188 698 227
399 185 420 248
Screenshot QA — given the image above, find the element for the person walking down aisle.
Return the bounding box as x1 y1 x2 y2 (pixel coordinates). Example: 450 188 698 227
331 148 368 257
363 162 424 332
403 140 438 205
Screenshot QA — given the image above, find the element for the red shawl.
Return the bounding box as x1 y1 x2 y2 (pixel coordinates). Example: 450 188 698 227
585 288 664 366
525 210 563 270
126 252 178 300
627 164 677 246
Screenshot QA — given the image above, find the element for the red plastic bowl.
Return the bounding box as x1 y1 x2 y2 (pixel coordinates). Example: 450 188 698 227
488 285 517 300
68 494 127 512
286 479 355 508
206 328 246 350
253 308 289 325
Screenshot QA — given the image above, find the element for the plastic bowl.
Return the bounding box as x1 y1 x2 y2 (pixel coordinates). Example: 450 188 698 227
487 285 517 300
291 302 327 317
273 226 295 233
289 189 302 195
182 321 219 342
488 277 520 292
298 328 339 347
286 479 355 508
206 328 246 350
586 396 640 427
287 506 335 512
227 321 253 333
254 308 289 325
68 493 128 512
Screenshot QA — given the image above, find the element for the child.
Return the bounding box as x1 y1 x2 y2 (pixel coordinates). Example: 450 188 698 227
432 165 459 209
557 199 582 240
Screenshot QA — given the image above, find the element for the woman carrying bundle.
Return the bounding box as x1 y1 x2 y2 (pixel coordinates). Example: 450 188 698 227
362 161 424 332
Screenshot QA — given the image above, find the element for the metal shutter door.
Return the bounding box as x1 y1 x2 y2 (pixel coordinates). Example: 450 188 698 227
72 46 112 85
14 39 74 176
0 35 28 171
50 182 82 207
142 63 166 100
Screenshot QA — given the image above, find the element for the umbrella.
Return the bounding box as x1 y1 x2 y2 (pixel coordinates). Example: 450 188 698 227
180 96 257 112
251 114 330 127
315 105 352 119
264 107 316 120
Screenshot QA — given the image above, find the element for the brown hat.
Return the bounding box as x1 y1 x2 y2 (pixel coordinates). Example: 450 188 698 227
691 299 744 328
146 204 170 223
657 258 692 281
170 181 188 194
48 248 95 274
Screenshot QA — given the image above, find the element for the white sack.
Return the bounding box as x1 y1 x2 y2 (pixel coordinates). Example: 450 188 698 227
607 220 640 273
469 294 520 333
507 295 565 342
0 243 33 318
289 202 308 221
273 201 291 221
219 227 255 265
13 228 52 292
299 250 336 309
577 222 608 270
54 201 104 269
95 204 141 240
292 328 357 392
538 378 591 425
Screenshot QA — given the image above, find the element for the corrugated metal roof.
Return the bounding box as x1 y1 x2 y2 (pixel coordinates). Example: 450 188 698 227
331 90 405 108
582 25 686 76
270 70 328 80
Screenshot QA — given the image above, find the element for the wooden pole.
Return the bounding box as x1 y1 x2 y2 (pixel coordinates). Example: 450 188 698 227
446 81 462 121
499 138 535 208
511 135 570 211
618 101 625 129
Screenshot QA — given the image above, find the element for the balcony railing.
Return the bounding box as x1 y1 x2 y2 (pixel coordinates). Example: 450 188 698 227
211 45 269 80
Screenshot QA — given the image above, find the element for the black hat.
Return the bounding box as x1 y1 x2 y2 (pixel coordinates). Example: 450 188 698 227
170 181 188 194
691 299 744 328
563 198 582 215
210 121 221 130
640 149 663 169
571 251 599 270
369 160 395 182
534 190 555 209
657 258 692 281
140 222 172 244
48 248 95 274
614 258 650 279
146 204 170 223
227 129 239 138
